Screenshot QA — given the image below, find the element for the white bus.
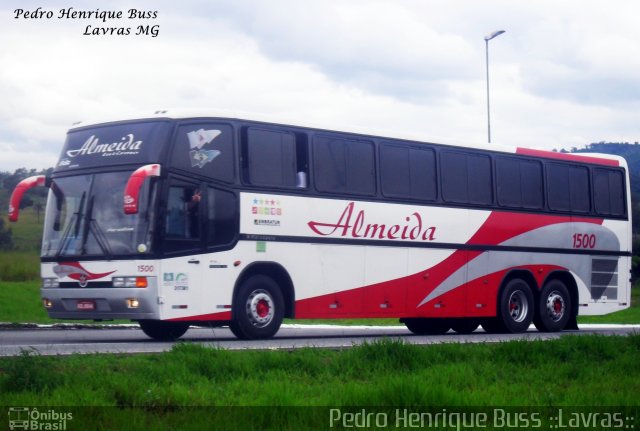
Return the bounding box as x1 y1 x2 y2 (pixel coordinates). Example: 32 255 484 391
9 111 632 340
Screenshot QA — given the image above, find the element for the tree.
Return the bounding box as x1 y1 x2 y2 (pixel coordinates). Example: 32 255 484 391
0 217 13 250
35 202 43 223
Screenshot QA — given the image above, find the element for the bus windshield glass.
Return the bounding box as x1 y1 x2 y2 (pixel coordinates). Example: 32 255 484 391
41 171 157 258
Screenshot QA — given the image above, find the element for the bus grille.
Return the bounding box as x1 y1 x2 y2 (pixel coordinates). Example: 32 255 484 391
590 258 618 301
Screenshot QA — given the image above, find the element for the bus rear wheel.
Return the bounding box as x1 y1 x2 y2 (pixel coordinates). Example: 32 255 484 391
139 320 190 341
533 279 572 332
402 318 450 335
230 275 284 340
495 278 534 333
450 318 479 334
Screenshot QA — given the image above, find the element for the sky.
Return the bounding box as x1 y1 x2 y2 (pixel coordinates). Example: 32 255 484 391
1 0 640 171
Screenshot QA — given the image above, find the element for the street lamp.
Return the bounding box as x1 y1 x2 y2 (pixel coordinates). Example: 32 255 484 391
484 30 505 143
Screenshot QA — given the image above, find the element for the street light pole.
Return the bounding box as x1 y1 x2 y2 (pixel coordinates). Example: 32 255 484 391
484 30 505 143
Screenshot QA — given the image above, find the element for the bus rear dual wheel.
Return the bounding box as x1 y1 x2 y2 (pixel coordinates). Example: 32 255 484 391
533 279 572 332
229 275 284 340
481 278 572 334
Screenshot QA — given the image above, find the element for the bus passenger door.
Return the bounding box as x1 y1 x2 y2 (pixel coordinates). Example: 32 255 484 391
158 178 204 320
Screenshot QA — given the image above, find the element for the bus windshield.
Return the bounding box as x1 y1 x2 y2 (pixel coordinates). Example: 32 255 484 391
41 171 157 258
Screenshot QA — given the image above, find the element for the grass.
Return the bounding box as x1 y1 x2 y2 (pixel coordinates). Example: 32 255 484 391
0 281 47 323
4 206 44 251
0 336 639 429
578 284 640 324
1 336 638 405
0 252 40 282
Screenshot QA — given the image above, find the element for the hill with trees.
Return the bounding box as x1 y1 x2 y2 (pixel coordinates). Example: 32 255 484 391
568 142 640 235
571 142 640 195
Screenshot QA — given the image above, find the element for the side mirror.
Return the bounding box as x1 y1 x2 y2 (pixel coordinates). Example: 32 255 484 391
124 164 161 215
8 175 46 222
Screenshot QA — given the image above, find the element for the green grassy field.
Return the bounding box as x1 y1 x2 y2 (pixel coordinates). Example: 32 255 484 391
3 206 44 252
1 336 639 429
4 335 639 406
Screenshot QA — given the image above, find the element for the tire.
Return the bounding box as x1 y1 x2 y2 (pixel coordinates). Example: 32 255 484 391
533 279 572 332
230 275 284 340
497 278 534 333
402 318 450 335
450 318 479 334
481 318 506 334
139 320 189 341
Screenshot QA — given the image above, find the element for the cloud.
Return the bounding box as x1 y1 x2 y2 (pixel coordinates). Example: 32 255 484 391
1 0 640 172
203 1 477 102
0 140 58 171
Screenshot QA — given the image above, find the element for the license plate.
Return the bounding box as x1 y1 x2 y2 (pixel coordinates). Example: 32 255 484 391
77 300 96 310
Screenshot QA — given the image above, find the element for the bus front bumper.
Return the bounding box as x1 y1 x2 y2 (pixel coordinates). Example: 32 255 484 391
40 286 160 320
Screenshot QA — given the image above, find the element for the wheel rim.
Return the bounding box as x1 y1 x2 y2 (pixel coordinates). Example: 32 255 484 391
508 290 529 323
245 289 275 328
546 291 566 322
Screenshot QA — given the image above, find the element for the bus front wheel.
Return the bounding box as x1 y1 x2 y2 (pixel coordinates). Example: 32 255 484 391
230 275 284 340
139 320 190 341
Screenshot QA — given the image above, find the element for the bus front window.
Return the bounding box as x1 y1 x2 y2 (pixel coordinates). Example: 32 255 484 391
41 172 157 258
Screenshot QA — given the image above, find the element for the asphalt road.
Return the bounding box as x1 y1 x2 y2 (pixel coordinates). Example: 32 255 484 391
1 323 638 357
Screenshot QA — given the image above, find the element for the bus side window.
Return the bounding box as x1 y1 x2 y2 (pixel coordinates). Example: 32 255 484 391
242 127 308 189
313 136 375 196
547 163 590 213
166 185 201 240
441 151 492 205
206 187 237 248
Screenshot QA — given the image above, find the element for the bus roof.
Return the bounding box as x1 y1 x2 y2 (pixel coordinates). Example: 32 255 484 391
68 109 626 169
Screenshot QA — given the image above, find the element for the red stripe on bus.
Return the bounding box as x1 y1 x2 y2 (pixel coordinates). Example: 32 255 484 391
294 263 567 320
516 148 619 167
167 310 231 322
467 211 603 246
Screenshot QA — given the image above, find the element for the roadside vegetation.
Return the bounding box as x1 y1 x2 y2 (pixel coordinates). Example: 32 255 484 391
0 335 639 429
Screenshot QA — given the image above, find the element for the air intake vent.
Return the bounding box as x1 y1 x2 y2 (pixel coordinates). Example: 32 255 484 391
591 258 618 301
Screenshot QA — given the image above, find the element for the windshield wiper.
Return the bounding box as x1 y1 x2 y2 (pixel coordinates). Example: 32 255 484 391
56 191 86 257
80 196 113 258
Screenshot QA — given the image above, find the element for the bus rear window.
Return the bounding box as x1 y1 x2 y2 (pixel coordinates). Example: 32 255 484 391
594 168 625 216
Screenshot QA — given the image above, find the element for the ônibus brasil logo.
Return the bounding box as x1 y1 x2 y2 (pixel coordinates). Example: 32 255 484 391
66 134 143 158
307 202 437 241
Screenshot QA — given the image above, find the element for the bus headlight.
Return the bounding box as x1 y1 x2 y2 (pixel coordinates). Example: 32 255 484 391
42 278 59 288
43 298 53 308
126 298 140 308
113 276 148 288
